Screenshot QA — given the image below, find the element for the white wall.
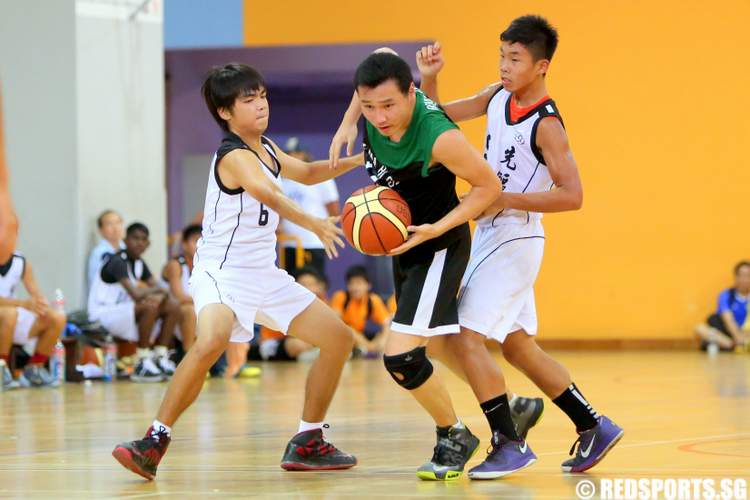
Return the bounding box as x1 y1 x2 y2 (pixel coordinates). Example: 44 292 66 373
0 0 80 302
76 0 167 288
0 0 166 308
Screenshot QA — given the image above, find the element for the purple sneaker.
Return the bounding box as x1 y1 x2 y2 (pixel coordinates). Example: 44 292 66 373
467 432 537 480
561 415 624 473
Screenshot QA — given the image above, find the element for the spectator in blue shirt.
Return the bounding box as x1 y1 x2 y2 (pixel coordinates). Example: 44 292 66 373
696 261 750 351
87 209 125 290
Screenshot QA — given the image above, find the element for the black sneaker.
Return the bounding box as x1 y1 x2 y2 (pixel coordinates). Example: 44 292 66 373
416 424 480 481
510 396 544 439
280 427 357 471
112 425 171 480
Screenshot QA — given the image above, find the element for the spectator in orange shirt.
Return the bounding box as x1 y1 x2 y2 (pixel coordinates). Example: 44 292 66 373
331 266 391 356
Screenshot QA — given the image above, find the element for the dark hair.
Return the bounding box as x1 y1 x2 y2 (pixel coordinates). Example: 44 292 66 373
294 265 325 284
345 265 370 283
201 63 266 131
501 15 559 62
354 52 413 95
97 209 120 229
182 224 202 242
734 261 750 275
126 222 149 238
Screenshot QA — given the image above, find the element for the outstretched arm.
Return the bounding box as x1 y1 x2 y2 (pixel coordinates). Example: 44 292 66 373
220 150 345 258
416 42 500 122
389 130 502 255
264 138 362 185
486 117 582 216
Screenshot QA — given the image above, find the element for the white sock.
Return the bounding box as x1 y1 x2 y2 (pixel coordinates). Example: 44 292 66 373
509 393 518 405
136 348 151 360
151 419 171 437
298 420 324 433
153 345 168 357
453 419 465 429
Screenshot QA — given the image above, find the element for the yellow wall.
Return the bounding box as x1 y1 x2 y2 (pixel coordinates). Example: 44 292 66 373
245 1 750 339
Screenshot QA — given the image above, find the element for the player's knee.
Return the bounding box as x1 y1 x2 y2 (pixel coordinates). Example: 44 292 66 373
383 346 433 390
180 303 196 321
451 330 486 355
163 299 180 317
193 331 227 358
0 306 18 324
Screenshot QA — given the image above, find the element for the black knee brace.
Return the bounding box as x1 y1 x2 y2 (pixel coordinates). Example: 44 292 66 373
383 346 433 390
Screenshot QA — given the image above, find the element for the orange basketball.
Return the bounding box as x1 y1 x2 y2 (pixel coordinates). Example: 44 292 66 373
341 185 412 255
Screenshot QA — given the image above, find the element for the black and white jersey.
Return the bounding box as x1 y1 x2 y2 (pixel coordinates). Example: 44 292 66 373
195 133 282 270
88 250 151 309
162 255 191 294
482 88 563 227
0 253 25 298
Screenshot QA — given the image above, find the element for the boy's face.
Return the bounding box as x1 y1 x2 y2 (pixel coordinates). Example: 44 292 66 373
100 212 123 242
297 273 326 298
182 234 200 259
347 276 370 299
219 87 269 134
125 230 149 258
735 265 750 292
499 41 549 93
358 80 416 138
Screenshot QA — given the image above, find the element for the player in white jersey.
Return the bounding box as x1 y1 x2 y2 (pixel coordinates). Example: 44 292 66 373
113 63 364 480
417 16 623 476
162 223 202 351
0 252 66 388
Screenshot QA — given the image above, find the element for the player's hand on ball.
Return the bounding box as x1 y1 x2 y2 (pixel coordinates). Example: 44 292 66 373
416 42 444 78
329 123 359 169
388 224 439 256
313 216 346 259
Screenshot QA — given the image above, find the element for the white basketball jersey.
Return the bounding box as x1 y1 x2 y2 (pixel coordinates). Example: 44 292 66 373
479 88 562 227
88 251 146 309
195 134 282 270
0 254 25 298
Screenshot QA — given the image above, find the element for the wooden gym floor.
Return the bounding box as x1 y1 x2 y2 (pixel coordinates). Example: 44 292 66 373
1 350 748 499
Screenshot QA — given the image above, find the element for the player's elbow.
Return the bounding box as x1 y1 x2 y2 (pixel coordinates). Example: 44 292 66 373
569 187 583 210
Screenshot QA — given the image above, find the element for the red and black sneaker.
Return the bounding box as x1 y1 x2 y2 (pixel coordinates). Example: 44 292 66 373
280 427 357 471
112 425 171 480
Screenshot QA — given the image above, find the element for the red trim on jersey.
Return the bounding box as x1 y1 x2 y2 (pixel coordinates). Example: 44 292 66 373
510 94 550 123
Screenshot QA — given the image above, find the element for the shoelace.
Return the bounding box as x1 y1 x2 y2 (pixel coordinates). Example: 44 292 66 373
297 424 337 457
148 426 171 449
568 435 582 456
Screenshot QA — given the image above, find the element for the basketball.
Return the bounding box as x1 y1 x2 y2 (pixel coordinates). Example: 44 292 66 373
341 185 412 255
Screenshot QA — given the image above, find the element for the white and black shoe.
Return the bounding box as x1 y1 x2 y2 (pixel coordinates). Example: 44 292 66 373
131 357 164 383
155 355 176 378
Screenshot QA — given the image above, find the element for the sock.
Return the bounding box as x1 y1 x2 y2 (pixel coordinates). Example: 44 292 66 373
153 345 168 358
136 348 151 360
150 419 172 438
553 383 599 433
30 352 49 365
480 393 520 441
298 420 324 433
452 419 465 429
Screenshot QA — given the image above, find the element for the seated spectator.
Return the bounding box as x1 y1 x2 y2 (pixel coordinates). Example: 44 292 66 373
279 139 339 277
0 250 66 388
696 260 750 351
87 209 125 290
331 265 391 356
255 266 325 362
88 222 180 382
162 224 200 351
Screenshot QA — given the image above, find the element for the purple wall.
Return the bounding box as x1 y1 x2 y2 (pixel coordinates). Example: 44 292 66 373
165 42 428 294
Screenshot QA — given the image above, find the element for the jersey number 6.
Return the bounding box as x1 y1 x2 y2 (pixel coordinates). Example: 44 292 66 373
258 204 269 226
